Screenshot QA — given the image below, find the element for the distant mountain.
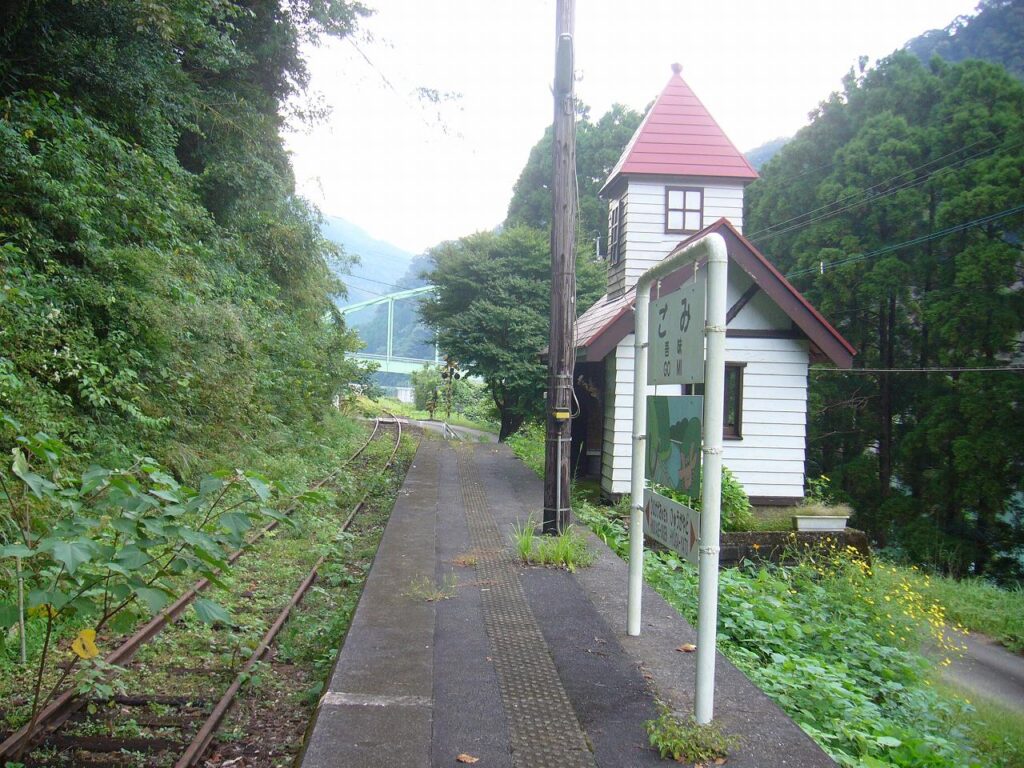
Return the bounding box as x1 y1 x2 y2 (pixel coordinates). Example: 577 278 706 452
905 0 1024 81
320 215 414 307
745 137 790 171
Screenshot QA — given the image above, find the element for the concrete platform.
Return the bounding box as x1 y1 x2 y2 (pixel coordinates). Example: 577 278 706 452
300 436 834 767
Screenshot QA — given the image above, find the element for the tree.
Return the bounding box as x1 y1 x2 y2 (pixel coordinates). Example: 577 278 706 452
746 52 1024 576
906 0 1024 81
0 0 372 472
420 227 604 440
506 103 644 248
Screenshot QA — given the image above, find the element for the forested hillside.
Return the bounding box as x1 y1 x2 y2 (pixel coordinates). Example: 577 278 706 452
746 50 1024 578
0 0 371 476
907 0 1024 80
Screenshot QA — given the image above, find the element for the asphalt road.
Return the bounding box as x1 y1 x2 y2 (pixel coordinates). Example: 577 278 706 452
941 632 1024 713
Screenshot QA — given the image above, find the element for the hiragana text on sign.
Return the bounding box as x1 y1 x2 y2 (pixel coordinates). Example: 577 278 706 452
647 278 705 385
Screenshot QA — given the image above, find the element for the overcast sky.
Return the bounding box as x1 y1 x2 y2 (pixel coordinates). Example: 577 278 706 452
285 0 980 254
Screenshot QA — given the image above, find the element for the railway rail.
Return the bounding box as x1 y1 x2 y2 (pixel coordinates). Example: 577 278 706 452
0 415 409 766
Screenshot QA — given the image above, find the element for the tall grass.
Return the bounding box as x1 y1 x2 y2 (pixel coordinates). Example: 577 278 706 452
894 568 1024 652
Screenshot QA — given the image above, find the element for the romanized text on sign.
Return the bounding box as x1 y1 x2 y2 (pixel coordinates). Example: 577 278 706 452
643 489 700 565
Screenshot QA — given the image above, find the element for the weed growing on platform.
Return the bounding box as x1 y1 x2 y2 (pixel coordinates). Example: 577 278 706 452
511 516 593 572
511 517 537 561
404 573 457 602
646 705 735 763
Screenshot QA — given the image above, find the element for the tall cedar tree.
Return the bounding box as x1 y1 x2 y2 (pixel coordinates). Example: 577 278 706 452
506 103 644 249
420 103 642 441
746 52 1024 577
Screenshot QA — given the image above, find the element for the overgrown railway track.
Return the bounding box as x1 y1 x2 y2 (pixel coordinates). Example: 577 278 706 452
0 415 409 767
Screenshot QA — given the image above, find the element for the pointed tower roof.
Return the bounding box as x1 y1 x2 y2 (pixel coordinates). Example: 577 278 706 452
601 64 758 195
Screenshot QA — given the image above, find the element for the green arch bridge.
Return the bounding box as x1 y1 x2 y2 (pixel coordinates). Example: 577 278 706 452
338 285 439 375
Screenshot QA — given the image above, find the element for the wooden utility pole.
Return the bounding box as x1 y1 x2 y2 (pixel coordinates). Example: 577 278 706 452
543 0 576 534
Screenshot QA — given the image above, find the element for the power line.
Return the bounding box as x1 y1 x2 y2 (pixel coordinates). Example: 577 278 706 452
749 135 1022 244
749 134 1009 241
338 283 386 299
746 133 997 240
785 203 1024 279
347 38 399 94
812 365 1024 374
346 38 459 136
342 273 407 291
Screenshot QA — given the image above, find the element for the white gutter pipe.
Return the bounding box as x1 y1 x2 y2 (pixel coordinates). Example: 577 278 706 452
628 232 727 724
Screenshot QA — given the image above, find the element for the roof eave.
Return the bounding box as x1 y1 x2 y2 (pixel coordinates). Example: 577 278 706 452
575 218 857 369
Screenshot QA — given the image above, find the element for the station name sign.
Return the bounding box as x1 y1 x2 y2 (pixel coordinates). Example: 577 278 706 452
648 277 706 386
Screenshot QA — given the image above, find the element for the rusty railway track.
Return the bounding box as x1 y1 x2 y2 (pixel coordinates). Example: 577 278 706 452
0 415 408 765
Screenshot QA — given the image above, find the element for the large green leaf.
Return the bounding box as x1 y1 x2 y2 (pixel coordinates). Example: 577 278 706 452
1 543 35 558
114 545 151 570
245 475 271 501
179 528 222 558
0 603 21 629
199 476 225 497
12 449 57 498
80 466 110 494
220 511 252 537
111 518 139 535
134 586 171 614
48 539 95 575
192 597 231 625
28 587 68 611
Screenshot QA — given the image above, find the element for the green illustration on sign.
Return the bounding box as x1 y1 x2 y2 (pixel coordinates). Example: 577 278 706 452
646 395 703 498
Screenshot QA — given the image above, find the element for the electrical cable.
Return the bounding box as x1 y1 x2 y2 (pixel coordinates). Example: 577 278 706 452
746 133 1000 240
785 203 1024 279
342 273 408 291
812 365 1024 374
345 38 458 135
749 135 1024 245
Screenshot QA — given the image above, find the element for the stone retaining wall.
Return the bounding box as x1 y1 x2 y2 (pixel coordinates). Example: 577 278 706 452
719 529 871 568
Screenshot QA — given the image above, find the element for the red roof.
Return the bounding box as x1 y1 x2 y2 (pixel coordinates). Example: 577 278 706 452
601 65 758 194
575 218 856 368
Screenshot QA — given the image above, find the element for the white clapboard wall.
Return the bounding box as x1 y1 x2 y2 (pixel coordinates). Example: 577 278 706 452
607 179 745 298
600 267 809 503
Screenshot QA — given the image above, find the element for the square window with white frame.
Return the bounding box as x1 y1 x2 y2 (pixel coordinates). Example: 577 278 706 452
666 187 703 234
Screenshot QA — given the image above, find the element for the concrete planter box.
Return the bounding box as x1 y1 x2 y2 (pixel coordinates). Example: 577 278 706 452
793 515 849 532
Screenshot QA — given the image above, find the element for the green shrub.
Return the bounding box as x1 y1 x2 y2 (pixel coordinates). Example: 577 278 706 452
506 422 546 477
658 466 754 532
0 422 285 728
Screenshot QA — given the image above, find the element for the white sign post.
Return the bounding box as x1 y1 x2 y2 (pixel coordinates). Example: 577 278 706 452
628 233 727 725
